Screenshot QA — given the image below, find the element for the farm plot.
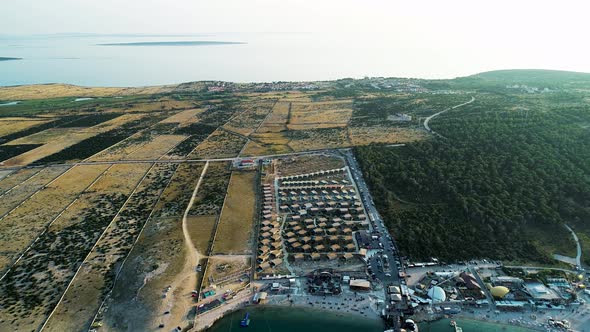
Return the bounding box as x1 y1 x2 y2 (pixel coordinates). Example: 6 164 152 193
0 164 109 273
1 131 96 166
348 126 426 145
242 131 293 156
152 163 206 218
0 166 69 217
186 215 217 254
0 117 52 137
0 167 40 195
80 113 147 132
163 123 217 159
43 163 178 332
93 164 211 331
211 171 257 254
188 161 232 217
223 100 275 136
287 100 353 130
188 129 247 159
6 127 87 145
0 163 150 332
276 154 345 176
287 127 350 151
159 108 203 124
122 134 187 160
257 101 290 133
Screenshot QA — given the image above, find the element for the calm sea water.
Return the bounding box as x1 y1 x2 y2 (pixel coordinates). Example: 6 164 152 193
205 307 536 332
0 33 477 87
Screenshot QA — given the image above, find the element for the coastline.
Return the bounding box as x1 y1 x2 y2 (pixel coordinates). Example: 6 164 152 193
196 292 383 331
0 57 22 61
202 303 385 332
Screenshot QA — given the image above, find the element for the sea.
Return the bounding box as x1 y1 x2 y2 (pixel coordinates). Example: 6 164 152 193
205 306 537 332
0 33 479 87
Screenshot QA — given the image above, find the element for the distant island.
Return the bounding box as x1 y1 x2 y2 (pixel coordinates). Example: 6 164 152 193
97 41 245 46
0 57 22 61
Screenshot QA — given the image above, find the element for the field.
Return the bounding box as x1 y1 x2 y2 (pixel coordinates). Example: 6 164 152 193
0 117 52 137
91 163 208 331
0 164 109 274
1 131 96 166
257 101 290 132
211 171 257 254
0 168 40 194
222 100 275 136
287 100 353 130
0 163 150 332
42 163 177 331
0 166 68 218
348 126 426 145
188 129 248 159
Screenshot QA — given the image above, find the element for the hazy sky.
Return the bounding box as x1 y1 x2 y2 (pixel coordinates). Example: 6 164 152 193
2 0 590 79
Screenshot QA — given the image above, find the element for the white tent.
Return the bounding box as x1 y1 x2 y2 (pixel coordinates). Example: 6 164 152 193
427 286 446 303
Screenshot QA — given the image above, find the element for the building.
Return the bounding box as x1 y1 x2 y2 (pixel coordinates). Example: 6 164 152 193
350 279 371 291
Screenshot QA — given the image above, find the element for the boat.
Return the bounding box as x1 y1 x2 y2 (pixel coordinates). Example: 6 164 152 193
240 312 250 327
403 319 419 332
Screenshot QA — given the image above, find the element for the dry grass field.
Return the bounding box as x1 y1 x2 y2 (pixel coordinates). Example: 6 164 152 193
186 215 217 254
0 164 109 274
1 131 95 166
0 163 149 332
212 171 257 254
287 100 353 130
5 127 85 145
0 166 68 217
42 163 177 332
188 129 247 159
287 127 350 151
118 99 196 113
123 134 187 160
152 163 206 218
97 215 187 331
0 168 40 194
93 164 210 331
277 154 345 176
222 100 275 136
348 126 426 145
240 132 292 156
86 113 147 132
159 108 203 124
0 84 177 100
257 101 290 133
0 118 52 137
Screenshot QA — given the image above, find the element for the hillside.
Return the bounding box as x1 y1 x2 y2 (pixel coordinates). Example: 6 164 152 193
355 72 590 265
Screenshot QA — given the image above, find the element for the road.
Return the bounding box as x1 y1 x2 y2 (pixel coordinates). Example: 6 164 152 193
564 224 583 269
0 148 350 172
343 150 406 331
423 96 475 137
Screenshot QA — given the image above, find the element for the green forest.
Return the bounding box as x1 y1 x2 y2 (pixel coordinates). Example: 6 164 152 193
355 71 590 265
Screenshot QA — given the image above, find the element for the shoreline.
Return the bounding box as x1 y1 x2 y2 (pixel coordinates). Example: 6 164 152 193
196 292 384 331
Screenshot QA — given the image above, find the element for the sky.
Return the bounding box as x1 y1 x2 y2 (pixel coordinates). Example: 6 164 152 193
2 0 590 80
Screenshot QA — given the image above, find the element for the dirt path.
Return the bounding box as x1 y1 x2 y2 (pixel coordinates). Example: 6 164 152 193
156 161 209 330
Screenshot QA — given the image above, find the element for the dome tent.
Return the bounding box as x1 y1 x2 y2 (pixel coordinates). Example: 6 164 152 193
427 286 446 302
490 286 510 299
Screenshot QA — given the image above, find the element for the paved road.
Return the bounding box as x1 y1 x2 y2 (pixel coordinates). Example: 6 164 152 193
564 224 583 269
343 150 406 331
423 96 475 137
0 148 349 172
